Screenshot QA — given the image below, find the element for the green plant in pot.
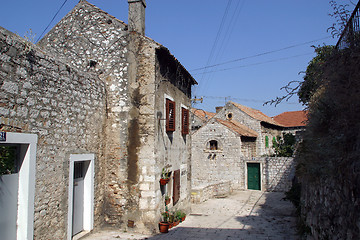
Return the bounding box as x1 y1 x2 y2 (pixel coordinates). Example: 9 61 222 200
160 168 171 185
159 207 170 233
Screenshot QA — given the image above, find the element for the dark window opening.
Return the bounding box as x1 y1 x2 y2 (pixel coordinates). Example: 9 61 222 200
89 60 97 68
209 140 218 150
227 113 233 120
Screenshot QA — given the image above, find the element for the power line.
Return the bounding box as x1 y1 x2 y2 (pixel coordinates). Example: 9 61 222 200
190 36 332 72
36 0 69 42
191 52 314 75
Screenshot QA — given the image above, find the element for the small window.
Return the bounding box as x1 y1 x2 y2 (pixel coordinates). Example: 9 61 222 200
227 113 233 120
166 99 176 132
265 136 269 148
209 140 218 150
181 107 189 135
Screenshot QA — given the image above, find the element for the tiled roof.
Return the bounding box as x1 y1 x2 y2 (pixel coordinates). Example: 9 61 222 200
191 108 216 122
273 111 308 127
230 102 282 126
216 118 258 137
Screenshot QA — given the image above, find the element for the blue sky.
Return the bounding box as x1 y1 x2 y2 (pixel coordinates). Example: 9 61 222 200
0 0 354 116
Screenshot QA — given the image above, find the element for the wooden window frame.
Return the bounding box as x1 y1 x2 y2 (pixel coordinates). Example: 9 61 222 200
166 99 176 132
181 107 189 135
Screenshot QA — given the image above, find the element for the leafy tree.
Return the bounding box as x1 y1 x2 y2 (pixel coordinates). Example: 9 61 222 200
298 45 335 106
0 146 16 175
272 133 296 157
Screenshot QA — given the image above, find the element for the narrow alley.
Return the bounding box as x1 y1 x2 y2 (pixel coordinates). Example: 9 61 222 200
81 191 297 240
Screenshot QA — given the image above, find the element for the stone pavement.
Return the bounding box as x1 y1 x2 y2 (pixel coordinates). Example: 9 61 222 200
80 190 298 240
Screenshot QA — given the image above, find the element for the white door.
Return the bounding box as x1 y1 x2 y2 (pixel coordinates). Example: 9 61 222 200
72 161 85 236
0 173 19 240
0 145 21 240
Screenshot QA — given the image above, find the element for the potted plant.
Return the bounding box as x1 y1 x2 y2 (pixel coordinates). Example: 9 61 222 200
168 212 175 229
165 194 171 205
175 210 186 222
159 208 170 233
160 168 171 185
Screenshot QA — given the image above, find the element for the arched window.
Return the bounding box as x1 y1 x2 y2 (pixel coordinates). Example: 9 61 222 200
209 140 218 150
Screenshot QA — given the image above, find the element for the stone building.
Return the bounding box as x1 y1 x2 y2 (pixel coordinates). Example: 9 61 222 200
215 101 283 156
273 110 307 141
0 0 196 239
191 102 295 201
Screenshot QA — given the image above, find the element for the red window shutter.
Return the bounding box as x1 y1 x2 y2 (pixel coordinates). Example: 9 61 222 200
172 169 180 205
166 99 175 132
181 108 189 135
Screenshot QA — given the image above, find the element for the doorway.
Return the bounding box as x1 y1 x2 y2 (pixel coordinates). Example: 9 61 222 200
0 132 37 240
67 154 94 240
247 163 261 190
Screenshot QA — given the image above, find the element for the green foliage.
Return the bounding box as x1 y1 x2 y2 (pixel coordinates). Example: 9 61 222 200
272 133 296 157
161 167 171 179
298 45 335 106
162 206 169 222
296 45 360 180
0 146 16 175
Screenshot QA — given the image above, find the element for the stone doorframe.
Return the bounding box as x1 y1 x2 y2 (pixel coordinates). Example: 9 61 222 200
67 154 95 240
1 132 38 240
245 159 263 191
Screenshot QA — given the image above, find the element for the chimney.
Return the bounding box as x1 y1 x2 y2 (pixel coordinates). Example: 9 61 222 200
216 107 223 113
128 0 146 35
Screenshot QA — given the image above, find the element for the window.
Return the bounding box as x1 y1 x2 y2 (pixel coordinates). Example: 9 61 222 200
181 107 189 135
265 136 269 148
227 112 233 120
166 99 175 132
209 140 218 150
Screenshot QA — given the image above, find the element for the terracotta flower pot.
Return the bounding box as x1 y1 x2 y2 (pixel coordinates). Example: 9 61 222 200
159 222 170 233
160 178 170 185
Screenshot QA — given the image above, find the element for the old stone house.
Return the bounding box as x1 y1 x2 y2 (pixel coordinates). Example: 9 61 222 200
0 0 196 239
191 102 295 202
215 101 283 156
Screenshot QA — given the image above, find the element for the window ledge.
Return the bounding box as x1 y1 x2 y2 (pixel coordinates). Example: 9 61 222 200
204 149 223 153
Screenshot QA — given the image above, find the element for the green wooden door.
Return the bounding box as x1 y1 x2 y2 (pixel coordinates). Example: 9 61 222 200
247 163 261 190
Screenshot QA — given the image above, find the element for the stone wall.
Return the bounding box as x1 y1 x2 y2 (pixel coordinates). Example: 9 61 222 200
0 26 106 239
255 157 295 192
300 176 360 239
192 119 243 189
37 2 132 226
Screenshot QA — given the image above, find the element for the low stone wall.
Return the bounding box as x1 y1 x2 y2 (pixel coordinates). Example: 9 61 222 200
191 181 232 203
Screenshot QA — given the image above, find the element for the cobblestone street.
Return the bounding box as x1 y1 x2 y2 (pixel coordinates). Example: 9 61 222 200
81 190 298 240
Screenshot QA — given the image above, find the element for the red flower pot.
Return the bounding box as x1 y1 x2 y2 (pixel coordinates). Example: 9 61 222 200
160 178 170 185
159 222 170 233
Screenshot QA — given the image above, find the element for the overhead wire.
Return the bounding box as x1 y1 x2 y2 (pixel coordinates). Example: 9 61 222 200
36 0 70 42
190 36 332 72
195 0 233 96
191 52 314 75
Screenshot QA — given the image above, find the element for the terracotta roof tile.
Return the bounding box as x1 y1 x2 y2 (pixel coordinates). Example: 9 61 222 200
230 102 282 126
273 111 308 127
191 108 216 122
216 118 258 137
